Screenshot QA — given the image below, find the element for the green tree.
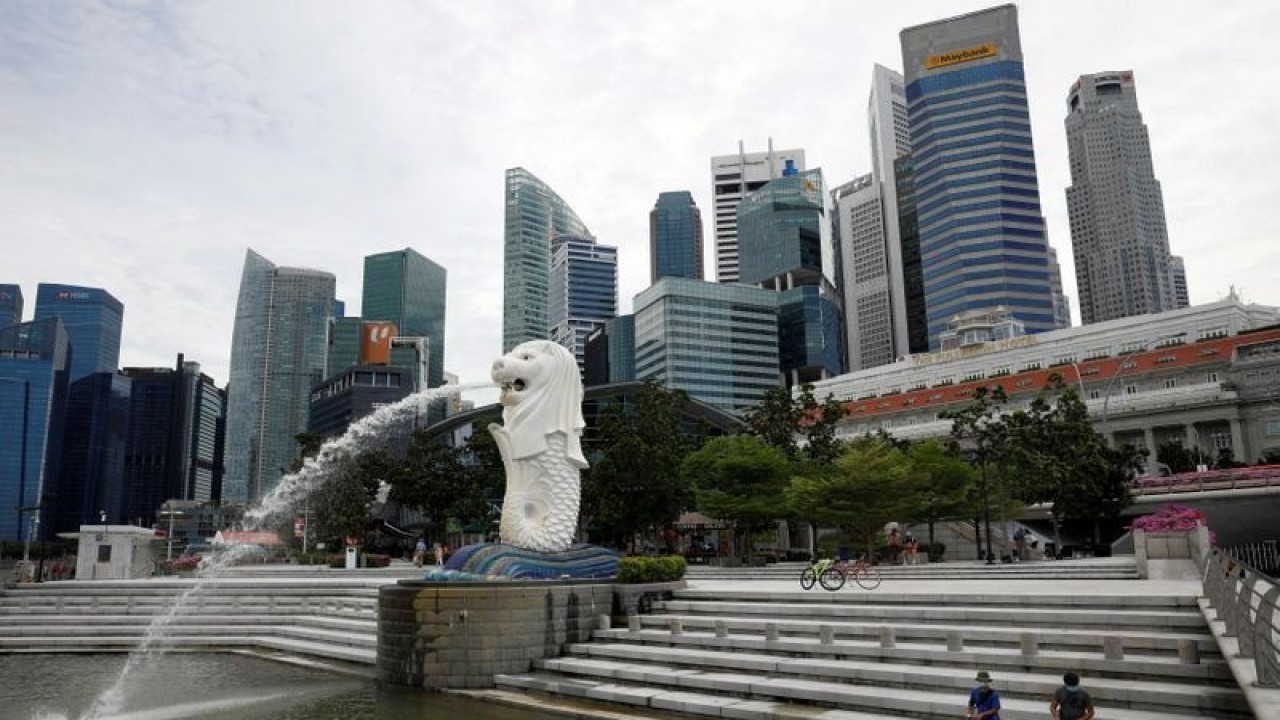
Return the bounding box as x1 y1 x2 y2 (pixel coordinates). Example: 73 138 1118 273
902 438 975 551
309 448 391 546
682 435 791 559
743 384 847 464
387 428 488 545
787 437 918 559
940 385 1009 560
743 386 802 458
581 380 695 551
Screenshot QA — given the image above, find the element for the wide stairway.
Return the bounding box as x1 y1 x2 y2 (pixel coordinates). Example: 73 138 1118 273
0 570 416 674
684 556 1138 581
495 562 1250 719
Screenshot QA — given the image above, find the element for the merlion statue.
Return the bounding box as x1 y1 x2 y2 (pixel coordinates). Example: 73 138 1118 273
488 340 587 553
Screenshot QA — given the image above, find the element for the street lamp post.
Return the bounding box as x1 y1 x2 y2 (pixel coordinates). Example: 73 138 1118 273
159 503 187 561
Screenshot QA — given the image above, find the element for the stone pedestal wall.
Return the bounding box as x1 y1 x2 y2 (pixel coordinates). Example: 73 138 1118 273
378 580 614 689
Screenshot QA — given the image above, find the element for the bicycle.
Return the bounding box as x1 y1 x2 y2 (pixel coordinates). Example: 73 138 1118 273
799 557 846 591
834 555 882 590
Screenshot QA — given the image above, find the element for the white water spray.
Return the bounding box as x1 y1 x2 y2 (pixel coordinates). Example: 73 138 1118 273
78 382 493 720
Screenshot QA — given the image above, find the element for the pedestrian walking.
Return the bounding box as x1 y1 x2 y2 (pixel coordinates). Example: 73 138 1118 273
1049 671 1095 720
412 537 427 567
967 670 1001 720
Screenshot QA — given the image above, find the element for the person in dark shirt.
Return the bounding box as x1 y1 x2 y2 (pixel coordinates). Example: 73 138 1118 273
1050 671 1095 720
967 669 1001 719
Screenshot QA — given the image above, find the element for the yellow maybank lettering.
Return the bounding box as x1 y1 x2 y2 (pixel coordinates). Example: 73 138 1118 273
925 43 997 70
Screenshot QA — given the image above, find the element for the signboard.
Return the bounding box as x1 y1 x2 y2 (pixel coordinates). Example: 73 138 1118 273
361 321 397 365
925 43 997 69
294 516 307 539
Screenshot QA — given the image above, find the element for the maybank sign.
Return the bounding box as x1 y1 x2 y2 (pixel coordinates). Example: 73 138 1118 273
925 43 997 70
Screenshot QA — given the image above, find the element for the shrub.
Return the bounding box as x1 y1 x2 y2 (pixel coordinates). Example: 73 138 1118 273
617 555 686 583
364 553 391 568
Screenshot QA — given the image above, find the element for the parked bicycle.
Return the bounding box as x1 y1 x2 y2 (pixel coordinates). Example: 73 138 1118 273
799 555 882 591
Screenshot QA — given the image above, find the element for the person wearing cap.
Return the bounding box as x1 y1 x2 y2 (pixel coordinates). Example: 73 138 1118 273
1049 671 1095 720
967 669 1001 719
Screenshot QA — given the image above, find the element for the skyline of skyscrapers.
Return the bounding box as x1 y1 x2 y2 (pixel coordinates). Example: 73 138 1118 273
710 141 805 284
548 234 618 370
223 249 336 505
649 191 704 283
1066 70 1179 325
503 167 592 353
901 4 1065 349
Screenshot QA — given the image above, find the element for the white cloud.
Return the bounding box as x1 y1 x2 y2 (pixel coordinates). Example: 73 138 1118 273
2 0 1278 390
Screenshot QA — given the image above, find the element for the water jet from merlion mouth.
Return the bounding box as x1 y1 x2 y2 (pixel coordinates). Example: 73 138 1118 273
77 381 491 720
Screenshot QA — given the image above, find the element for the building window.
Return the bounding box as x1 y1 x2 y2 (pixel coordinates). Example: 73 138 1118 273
1266 421 1280 437
1210 432 1231 450
1206 372 1219 384
97 545 112 563
1164 378 1177 389
1089 390 1100 400
1125 384 1138 395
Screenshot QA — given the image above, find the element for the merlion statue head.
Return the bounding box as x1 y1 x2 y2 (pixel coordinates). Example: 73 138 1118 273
490 340 586 466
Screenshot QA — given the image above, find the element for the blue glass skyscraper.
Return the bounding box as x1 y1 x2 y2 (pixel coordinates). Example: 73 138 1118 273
51 371 131 534
503 168 591 353
224 250 335 505
737 164 843 385
549 234 617 371
0 284 22 328
649 192 704 282
33 284 123 382
0 317 70 541
900 5 1062 349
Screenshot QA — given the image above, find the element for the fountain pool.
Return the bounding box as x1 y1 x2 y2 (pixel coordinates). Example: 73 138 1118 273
5 653 564 720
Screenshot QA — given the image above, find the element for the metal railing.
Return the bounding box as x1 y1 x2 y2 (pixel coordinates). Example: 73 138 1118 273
1202 548 1280 688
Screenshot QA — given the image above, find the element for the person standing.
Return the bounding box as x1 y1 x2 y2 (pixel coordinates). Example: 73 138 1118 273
967 670 1001 720
413 537 427 567
1050 671 1095 720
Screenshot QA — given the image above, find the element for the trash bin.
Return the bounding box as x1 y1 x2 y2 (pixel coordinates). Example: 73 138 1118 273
345 546 358 569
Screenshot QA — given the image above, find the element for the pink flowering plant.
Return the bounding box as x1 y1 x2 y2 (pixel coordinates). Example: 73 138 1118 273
159 555 201 573
1128 504 1215 543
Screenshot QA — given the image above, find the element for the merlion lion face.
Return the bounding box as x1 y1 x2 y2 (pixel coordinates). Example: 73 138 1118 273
491 340 575 407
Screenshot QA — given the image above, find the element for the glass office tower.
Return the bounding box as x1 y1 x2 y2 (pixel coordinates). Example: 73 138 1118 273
549 234 618 371
224 250 335 505
0 317 69 542
900 5 1062 349
503 167 591 353
51 371 131 534
34 283 124 382
649 191 704 282
0 285 22 328
362 249 447 390
737 165 843 385
634 278 779 415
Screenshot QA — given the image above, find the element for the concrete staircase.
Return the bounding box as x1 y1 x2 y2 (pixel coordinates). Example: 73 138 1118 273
494 572 1249 719
0 575 402 673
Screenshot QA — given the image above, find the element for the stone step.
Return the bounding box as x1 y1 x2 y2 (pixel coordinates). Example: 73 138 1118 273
496 669 1231 720
597 626 1232 682
0 620 375 646
656 599 1205 632
673 587 1192 610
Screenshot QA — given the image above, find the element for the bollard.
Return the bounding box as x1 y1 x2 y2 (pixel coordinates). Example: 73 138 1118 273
947 631 964 652
1020 632 1039 656
766 623 779 642
880 626 896 648
628 615 641 632
1103 636 1124 660
599 614 612 631
715 620 728 638
820 625 834 645
669 618 683 635
1178 638 1201 665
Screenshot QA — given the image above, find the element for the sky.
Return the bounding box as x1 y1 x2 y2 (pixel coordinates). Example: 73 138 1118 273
3 1 1278 400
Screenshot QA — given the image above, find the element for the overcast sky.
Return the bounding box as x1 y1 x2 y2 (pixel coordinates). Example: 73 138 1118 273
3 1 1277 400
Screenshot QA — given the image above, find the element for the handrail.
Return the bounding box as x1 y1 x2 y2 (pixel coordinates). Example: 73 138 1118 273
1202 548 1280 688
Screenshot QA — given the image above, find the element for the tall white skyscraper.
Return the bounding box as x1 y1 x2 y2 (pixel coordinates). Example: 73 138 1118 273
709 140 804 284
1065 70 1176 324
